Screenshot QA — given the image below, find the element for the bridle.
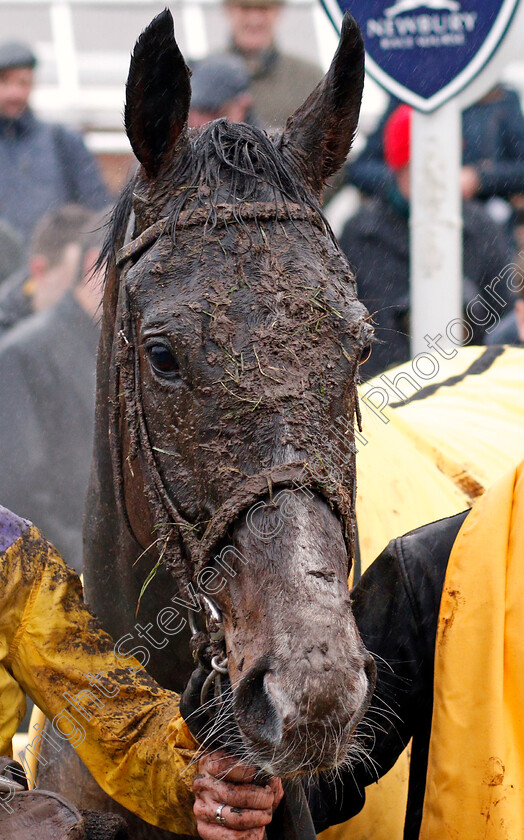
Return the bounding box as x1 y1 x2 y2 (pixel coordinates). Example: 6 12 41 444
187 594 229 706
112 198 350 840
112 198 357 662
115 199 329 269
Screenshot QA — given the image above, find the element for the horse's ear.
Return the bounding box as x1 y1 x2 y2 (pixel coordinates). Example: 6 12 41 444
280 13 365 195
125 9 191 178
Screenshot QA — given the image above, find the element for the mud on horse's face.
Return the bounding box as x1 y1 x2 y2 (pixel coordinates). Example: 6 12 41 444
112 9 375 777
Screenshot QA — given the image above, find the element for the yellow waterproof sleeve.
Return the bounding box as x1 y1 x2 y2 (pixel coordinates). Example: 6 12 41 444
420 461 524 839
0 512 199 836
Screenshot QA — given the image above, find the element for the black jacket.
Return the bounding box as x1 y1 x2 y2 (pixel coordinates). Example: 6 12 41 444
308 510 468 838
345 87 524 203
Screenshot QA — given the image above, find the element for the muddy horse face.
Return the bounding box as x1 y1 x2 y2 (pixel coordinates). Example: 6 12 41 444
89 10 375 779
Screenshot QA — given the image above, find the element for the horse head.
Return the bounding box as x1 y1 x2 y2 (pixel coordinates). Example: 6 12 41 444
85 9 375 779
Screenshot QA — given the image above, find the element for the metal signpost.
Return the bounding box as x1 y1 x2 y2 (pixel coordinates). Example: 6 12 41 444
321 0 523 356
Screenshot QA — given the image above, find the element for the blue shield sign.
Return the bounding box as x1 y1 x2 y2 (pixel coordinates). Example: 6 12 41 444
321 0 520 111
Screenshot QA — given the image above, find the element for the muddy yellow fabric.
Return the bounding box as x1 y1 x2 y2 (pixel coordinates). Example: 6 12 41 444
322 347 524 840
356 346 524 572
0 514 199 836
420 461 524 839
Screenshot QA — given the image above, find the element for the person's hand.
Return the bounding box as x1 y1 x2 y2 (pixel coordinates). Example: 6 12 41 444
461 165 481 200
193 750 284 839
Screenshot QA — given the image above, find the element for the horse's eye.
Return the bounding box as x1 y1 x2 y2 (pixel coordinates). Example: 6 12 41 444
145 342 180 379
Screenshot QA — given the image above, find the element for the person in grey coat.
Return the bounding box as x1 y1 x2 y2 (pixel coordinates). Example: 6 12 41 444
188 54 257 128
0 219 22 286
0 203 94 340
0 41 109 244
0 216 104 572
221 0 322 131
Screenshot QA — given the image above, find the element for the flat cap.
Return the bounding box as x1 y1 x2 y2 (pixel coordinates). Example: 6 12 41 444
190 54 251 112
0 41 37 72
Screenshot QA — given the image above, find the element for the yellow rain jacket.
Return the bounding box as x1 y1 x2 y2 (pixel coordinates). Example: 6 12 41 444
323 461 524 840
0 506 199 836
420 459 524 838
356 345 524 572
322 347 524 840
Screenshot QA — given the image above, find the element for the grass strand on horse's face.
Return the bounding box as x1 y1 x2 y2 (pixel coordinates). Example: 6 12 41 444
86 8 375 781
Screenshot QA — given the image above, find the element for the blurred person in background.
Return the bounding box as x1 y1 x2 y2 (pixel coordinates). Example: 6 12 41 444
222 0 322 131
344 87 524 234
0 218 23 287
188 53 256 128
0 210 105 572
0 41 108 244
339 105 515 377
485 248 524 347
0 204 93 339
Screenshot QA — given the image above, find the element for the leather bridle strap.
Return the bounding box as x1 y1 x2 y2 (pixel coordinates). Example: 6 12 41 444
191 462 352 578
115 200 329 268
267 780 318 840
116 216 169 267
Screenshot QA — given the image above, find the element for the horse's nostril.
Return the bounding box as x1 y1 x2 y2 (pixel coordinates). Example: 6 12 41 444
234 660 283 747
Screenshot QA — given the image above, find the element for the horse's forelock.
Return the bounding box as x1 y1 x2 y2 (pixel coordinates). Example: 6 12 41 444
102 119 329 282
183 120 318 211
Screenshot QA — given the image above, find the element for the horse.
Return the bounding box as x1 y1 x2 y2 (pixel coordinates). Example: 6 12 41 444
38 10 376 838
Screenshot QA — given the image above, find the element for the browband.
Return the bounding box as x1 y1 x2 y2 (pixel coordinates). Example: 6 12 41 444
116 200 327 268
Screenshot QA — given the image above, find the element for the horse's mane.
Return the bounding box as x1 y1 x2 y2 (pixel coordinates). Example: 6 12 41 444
100 119 326 273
